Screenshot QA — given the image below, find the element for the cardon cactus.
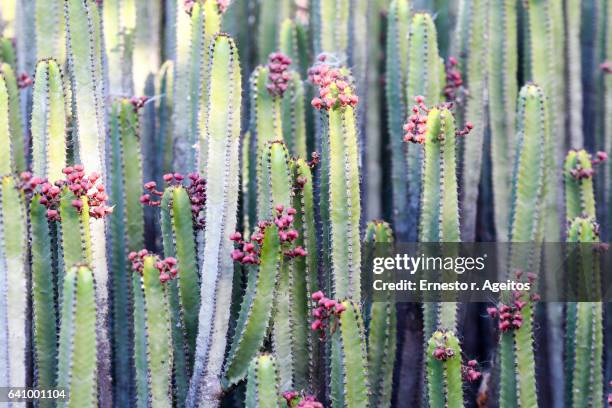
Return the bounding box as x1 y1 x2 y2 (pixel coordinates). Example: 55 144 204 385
426 330 463 408
245 354 281 408
1 63 25 173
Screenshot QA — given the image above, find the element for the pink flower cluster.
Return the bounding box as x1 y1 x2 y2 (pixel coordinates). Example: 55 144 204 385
230 205 306 265
128 249 178 284
310 291 346 337
403 96 429 144
432 345 455 361
18 72 32 89
18 172 44 195
129 96 148 111
282 391 324 408
266 52 292 97
309 63 359 110
486 272 537 332
461 359 482 382
567 151 607 180
456 121 474 137
32 165 112 221
141 172 207 229
444 56 463 101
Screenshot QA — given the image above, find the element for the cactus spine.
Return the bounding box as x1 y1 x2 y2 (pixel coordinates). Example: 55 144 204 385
386 0 411 241
364 221 396 407
0 176 27 392
488 0 518 240
245 354 281 408
30 58 67 181
57 265 98 408
188 33 241 405
426 331 463 408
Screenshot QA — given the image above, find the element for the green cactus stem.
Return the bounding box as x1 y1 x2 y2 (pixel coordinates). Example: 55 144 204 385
565 0 584 148
256 0 293 62
488 0 518 240
108 98 144 406
173 0 222 173
140 255 174 407
156 60 174 176
0 176 27 391
311 0 350 57
564 149 596 220
405 12 444 243
188 33 241 405
245 354 281 408
280 72 307 158
459 0 488 241
242 131 255 235
501 84 550 408
57 265 98 408
607 1 612 240
290 158 320 389
565 217 603 408
278 18 310 77
35 0 64 60
0 37 16 69
385 0 411 241
59 189 93 270
426 330 463 408
31 58 67 182
330 300 370 407
223 224 280 386
364 221 397 407
1 63 24 173
30 195 57 407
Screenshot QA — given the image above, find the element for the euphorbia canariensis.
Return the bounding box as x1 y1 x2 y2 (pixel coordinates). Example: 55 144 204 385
309 63 359 110
309 290 346 337
128 249 179 283
266 52 292 97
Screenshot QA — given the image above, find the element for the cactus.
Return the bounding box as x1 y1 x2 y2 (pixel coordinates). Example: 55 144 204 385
426 330 463 408
500 84 551 408
57 265 98 408
0 37 16 69
565 0 584 148
363 221 396 407
488 0 518 240
257 0 293 63
278 18 310 77
188 33 241 405
156 60 174 176
311 0 350 58
246 354 281 408
564 217 604 408
312 64 361 301
0 73 12 173
564 149 598 220
459 0 488 241
280 72 307 158
103 0 136 94
330 300 369 407
1 63 25 173
385 0 411 241
108 99 144 406
30 58 67 181
173 0 223 173
405 13 444 243
0 176 27 392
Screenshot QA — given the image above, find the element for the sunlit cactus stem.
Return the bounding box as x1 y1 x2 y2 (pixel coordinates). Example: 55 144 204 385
156 60 174 176
103 0 136 94
188 33 241 406
30 58 67 182
564 149 597 220
0 38 16 69
0 176 27 394
426 330 463 408
1 63 25 173
0 73 13 173
278 18 310 77
311 0 350 57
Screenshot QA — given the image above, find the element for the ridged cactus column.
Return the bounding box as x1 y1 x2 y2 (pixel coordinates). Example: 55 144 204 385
35 0 65 60
426 331 463 408
103 0 136 94
565 218 604 408
488 0 517 240
57 265 98 408
501 84 550 408
173 0 223 173
405 13 443 242
188 33 241 405
364 221 397 407
245 354 281 408
311 0 349 57
65 1 112 401
564 149 597 220
0 73 13 172
1 63 25 173
30 58 67 181
108 99 144 406
459 0 488 241
0 176 27 393
385 0 411 241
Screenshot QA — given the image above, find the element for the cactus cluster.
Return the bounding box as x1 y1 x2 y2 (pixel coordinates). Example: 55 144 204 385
0 1 610 407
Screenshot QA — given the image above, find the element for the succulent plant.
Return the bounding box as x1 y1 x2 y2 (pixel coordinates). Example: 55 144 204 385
426 330 463 408
246 354 281 408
